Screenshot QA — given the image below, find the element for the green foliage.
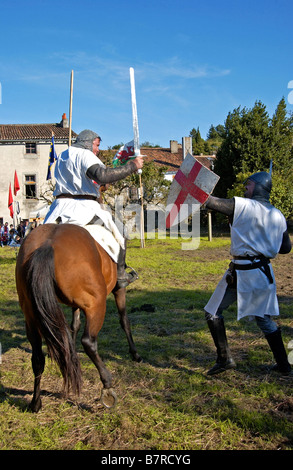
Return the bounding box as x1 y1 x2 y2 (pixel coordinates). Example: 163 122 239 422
205 124 226 155
214 98 293 204
143 161 171 203
270 98 293 173
270 172 293 219
100 149 171 207
227 171 293 218
190 127 206 155
227 172 251 199
207 124 226 141
190 125 225 156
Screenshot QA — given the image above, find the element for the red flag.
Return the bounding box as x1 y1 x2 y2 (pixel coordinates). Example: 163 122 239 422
14 170 20 196
8 183 14 218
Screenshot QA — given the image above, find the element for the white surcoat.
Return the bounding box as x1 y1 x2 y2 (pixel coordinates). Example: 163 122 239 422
44 147 125 262
204 197 287 320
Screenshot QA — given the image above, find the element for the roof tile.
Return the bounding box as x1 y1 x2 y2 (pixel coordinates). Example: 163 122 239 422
100 147 215 172
0 123 77 142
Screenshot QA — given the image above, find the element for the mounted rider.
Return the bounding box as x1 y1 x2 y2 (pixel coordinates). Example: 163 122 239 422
44 129 144 289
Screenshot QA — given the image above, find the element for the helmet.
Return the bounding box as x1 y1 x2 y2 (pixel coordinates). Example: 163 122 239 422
246 171 272 202
72 129 102 150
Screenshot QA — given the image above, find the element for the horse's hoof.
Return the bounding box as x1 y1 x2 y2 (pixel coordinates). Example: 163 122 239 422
133 354 143 363
29 399 42 413
100 388 117 408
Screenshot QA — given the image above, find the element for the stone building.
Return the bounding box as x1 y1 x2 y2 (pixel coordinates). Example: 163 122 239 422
0 114 76 224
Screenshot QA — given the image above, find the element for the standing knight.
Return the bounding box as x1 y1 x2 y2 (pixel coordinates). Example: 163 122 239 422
204 171 292 375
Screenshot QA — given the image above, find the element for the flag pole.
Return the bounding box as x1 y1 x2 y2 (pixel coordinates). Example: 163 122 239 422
69 70 74 146
51 130 55 178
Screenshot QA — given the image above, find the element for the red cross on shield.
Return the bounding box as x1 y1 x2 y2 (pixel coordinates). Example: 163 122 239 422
166 153 219 228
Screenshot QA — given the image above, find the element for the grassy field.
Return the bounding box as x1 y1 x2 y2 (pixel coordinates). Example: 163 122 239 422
0 234 293 451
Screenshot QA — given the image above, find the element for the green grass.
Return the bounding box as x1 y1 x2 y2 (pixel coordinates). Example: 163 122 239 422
0 235 293 451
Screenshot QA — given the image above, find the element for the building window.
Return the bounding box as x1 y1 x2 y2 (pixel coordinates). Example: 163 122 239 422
25 175 37 199
25 142 37 154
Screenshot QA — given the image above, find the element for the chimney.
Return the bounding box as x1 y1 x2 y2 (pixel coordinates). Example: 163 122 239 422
61 113 69 128
170 140 178 153
182 136 192 159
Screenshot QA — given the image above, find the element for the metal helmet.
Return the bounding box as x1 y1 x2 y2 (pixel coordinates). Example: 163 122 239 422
247 171 272 202
72 129 102 150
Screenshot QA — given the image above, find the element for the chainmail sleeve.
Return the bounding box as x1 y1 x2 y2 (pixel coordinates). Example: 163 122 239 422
206 196 235 216
86 161 137 184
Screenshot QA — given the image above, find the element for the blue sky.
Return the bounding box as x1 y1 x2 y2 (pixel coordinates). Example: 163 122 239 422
0 0 292 149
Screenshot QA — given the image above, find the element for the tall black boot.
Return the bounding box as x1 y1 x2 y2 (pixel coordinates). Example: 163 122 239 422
206 317 236 375
116 245 138 289
265 329 292 375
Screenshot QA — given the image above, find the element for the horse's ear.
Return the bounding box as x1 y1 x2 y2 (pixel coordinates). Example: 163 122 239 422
100 184 109 192
24 222 36 238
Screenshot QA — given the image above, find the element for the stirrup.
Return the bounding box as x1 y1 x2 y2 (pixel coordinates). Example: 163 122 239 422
116 267 139 289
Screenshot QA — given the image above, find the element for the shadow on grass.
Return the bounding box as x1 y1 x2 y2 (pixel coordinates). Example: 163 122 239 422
1 288 293 366
0 300 27 353
1 289 293 419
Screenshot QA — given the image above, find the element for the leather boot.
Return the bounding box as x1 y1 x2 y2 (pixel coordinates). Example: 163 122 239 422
265 329 292 375
116 245 138 289
206 317 236 375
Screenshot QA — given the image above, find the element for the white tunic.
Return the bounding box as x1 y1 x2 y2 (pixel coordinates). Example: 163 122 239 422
204 197 287 320
44 146 125 261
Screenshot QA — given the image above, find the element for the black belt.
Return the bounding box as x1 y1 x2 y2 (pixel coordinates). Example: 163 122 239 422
56 194 99 202
232 256 273 284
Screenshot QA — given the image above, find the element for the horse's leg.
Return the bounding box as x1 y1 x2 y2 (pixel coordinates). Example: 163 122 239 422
112 287 142 362
81 309 116 408
25 321 45 413
71 308 81 346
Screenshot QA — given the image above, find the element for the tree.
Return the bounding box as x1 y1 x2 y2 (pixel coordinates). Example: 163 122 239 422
190 127 205 155
214 99 293 201
206 124 225 140
99 149 171 210
269 97 293 174
227 170 293 219
189 124 225 156
140 141 161 148
205 124 225 154
215 98 293 217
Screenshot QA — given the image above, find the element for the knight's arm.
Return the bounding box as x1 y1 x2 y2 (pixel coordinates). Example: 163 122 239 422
86 161 137 185
279 230 292 254
205 195 235 217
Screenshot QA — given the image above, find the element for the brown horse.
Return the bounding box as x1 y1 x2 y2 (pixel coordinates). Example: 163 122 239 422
15 223 142 412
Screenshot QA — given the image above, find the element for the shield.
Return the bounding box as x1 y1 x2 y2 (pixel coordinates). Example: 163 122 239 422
166 153 219 228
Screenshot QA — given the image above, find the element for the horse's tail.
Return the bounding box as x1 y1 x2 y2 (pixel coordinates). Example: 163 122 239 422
26 242 82 396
